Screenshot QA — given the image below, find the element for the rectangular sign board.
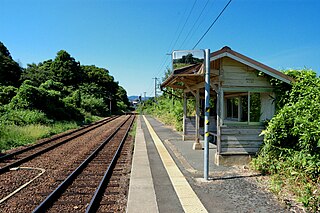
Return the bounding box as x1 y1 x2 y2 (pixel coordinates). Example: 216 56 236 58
172 50 205 71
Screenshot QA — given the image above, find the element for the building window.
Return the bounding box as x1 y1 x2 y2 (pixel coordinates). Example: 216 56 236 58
226 98 239 120
224 92 261 123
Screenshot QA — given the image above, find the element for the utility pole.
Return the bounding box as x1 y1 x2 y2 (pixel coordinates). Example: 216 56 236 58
109 96 112 115
153 77 158 100
144 92 146 102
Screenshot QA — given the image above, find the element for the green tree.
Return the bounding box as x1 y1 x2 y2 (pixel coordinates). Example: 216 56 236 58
51 50 82 86
0 41 22 87
115 85 130 112
21 60 54 86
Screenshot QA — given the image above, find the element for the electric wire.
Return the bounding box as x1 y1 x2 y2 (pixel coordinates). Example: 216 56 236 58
192 0 233 49
152 1 193 82
184 0 216 48
155 0 198 79
179 0 210 49
171 0 198 50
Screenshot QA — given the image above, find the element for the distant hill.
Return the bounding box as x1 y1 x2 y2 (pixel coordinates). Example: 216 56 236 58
128 96 151 101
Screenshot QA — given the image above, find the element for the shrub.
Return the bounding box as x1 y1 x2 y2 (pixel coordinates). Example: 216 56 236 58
0 85 17 105
0 108 51 125
252 69 320 211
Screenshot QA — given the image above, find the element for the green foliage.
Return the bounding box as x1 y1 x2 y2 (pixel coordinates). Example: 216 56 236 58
9 80 83 121
0 42 130 153
0 121 79 151
252 69 320 211
0 85 17 105
0 42 22 87
80 94 108 116
0 108 50 125
51 50 82 86
21 60 54 86
115 86 130 113
139 93 184 131
0 124 51 150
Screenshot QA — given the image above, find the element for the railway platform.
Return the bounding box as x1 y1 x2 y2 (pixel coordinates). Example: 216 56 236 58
127 115 290 213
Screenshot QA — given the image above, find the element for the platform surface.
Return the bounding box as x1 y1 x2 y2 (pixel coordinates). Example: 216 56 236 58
127 115 289 213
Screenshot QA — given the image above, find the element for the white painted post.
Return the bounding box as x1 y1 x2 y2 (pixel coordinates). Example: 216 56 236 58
204 49 210 180
183 92 187 141
193 88 202 150
196 88 200 142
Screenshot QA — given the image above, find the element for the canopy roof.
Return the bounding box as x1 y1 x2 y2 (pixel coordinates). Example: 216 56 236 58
161 46 294 91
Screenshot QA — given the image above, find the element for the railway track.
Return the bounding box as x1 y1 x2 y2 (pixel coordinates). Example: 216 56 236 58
0 114 135 212
0 116 119 174
33 115 134 212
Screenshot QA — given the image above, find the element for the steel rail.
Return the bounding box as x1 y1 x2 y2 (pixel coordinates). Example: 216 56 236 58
0 116 119 175
86 116 135 213
32 115 133 213
0 116 118 162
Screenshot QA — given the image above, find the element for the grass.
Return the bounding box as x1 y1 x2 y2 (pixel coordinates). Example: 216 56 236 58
0 113 104 153
129 120 137 138
0 121 79 152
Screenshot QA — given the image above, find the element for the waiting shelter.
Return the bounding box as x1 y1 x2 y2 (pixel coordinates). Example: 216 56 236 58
161 46 294 165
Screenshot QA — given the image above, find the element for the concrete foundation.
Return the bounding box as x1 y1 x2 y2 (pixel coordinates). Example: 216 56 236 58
192 142 202 150
215 153 252 166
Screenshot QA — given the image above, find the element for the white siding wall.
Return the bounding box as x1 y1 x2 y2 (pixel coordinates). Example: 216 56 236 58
221 58 272 88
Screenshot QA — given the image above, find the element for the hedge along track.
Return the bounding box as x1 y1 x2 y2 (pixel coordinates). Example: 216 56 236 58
32 114 135 212
0 115 119 175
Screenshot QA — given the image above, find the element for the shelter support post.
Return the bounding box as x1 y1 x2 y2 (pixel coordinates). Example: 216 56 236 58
204 49 210 180
215 87 223 165
193 88 202 150
182 92 187 141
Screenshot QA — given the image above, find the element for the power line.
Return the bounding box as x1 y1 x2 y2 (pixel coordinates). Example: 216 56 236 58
192 0 233 49
179 0 210 49
152 2 192 80
183 0 216 48
154 0 198 80
171 0 198 50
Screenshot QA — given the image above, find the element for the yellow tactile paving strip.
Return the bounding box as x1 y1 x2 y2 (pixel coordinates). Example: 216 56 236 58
143 115 208 213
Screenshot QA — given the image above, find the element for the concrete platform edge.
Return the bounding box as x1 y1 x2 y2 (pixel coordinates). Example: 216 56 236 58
126 115 159 213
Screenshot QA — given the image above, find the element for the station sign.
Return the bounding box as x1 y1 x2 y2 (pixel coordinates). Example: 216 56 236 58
172 50 205 71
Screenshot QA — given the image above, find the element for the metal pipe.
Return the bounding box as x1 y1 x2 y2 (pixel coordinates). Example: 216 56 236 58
204 49 210 180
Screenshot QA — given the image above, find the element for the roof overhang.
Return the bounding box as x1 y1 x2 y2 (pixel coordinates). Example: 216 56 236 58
161 46 294 91
210 46 294 84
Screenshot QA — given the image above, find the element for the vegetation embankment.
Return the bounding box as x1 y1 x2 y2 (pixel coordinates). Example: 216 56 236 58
141 68 319 211
252 69 320 212
140 96 184 131
0 41 130 152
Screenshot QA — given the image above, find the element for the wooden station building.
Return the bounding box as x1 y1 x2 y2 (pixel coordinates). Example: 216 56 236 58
161 46 294 165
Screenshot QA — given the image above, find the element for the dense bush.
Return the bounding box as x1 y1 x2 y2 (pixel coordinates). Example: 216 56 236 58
252 69 320 211
9 80 84 121
80 94 108 116
0 108 50 125
0 85 17 105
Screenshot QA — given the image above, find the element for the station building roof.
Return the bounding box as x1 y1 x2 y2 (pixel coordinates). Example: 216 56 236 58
161 46 294 91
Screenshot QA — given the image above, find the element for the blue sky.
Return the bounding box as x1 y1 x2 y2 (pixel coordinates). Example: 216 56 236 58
1 0 320 96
